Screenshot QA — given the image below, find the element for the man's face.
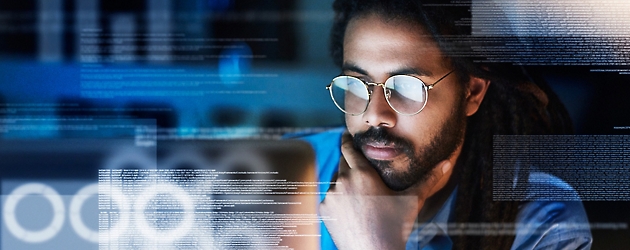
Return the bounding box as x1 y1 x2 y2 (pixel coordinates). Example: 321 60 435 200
343 14 468 191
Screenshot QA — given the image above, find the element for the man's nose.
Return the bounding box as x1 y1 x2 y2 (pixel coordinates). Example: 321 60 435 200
363 86 397 128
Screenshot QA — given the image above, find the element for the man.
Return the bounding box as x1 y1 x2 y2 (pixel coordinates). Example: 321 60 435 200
299 0 592 249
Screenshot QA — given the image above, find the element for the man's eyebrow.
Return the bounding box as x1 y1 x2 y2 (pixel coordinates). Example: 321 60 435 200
341 62 432 77
389 67 432 77
341 63 368 75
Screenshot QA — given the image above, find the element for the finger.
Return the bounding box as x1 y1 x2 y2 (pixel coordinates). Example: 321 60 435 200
338 154 351 176
327 171 339 192
335 133 353 184
340 132 354 170
340 131 371 171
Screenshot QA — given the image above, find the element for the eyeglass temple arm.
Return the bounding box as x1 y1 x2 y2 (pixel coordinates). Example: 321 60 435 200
427 70 455 90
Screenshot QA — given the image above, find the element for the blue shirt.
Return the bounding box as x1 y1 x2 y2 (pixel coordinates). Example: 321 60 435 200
295 128 592 250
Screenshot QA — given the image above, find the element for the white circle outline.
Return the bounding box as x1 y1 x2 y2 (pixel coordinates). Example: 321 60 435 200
133 183 195 243
104 147 155 170
2 183 65 243
161 149 210 171
69 183 130 243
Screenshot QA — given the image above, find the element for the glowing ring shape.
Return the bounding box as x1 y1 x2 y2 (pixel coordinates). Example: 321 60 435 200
133 183 195 243
69 183 130 243
161 149 210 171
104 147 155 170
2 183 65 243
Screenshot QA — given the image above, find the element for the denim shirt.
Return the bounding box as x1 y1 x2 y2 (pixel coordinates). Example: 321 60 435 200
295 128 592 250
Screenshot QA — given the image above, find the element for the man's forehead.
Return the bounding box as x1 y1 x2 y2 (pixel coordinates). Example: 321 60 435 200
342 14 447 78
344 14 439 48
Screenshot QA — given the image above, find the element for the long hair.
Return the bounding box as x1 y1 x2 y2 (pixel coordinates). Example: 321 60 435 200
329 0 574 249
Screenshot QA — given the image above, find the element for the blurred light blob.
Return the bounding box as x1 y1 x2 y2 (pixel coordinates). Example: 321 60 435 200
3 183 65 243
219 42 252 87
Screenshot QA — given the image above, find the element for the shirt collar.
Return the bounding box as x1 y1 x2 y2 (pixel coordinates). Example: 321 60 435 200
406 188 458 250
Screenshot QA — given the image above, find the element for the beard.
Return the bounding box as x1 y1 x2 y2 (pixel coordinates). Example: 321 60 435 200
352 101 467 191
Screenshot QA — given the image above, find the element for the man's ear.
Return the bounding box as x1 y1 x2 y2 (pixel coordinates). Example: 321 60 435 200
464 75 490 116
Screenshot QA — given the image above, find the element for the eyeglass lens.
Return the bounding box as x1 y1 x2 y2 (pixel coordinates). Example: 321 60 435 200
329 75 428 115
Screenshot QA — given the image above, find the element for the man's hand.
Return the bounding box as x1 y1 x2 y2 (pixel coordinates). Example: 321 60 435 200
319 132 453 250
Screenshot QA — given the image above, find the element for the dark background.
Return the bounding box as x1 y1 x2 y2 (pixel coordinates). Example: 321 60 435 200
0 0 628 249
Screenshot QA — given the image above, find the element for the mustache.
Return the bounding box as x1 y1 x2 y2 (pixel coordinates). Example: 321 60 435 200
352 127 415 155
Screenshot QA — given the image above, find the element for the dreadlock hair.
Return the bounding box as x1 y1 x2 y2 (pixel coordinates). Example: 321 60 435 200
330 0 574 249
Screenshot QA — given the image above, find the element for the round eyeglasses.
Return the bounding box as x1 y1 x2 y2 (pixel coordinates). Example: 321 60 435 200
326 70 454 116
